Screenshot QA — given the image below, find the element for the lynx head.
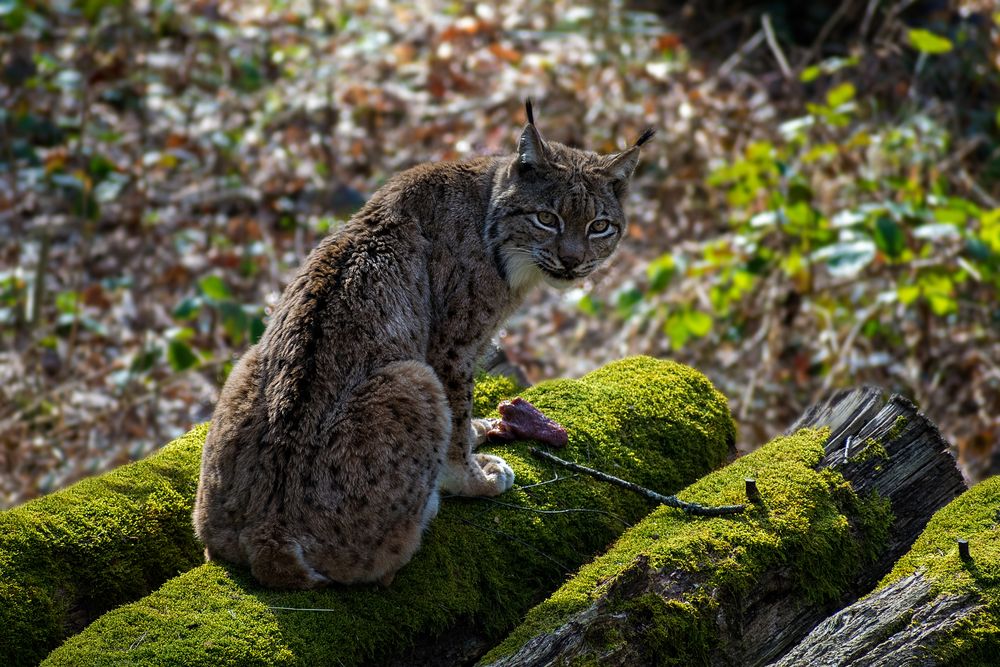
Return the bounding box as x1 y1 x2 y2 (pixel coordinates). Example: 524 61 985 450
486 101 653 291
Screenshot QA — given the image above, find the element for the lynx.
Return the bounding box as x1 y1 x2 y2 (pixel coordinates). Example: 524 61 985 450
193 103 652 589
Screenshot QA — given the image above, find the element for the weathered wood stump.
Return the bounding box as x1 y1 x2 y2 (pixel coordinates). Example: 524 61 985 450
481 387 967 667
773 475 1000 666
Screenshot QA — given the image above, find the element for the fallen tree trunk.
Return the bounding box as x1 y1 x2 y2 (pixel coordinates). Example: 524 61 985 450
0 425 209 667
41 357 735 666
773 475 1000 666
481 387 967 667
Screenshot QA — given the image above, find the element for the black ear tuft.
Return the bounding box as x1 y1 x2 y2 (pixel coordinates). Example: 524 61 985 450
525 99 535 126
634 127 656 147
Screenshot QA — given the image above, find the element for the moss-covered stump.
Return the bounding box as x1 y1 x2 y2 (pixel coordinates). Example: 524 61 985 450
775 475 1000 666
482 387 965 667
42 356 734 666
0 425 210 667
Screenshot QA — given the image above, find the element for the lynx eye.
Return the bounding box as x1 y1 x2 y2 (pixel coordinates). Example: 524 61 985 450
535 211 559 229
588 219 614 236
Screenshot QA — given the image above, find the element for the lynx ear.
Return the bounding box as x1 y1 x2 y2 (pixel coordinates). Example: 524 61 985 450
602 127 655 192
517 99 547 170
602 146 641 182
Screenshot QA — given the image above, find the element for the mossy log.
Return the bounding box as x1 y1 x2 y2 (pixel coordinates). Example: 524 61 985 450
774 475 1000 666
0 425 210 667
40 356 735 666
481 387 966 667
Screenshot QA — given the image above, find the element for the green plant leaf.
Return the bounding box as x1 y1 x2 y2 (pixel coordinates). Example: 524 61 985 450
800 65 821 83
217 301 248 345
683 309 713 337
172 296 202 320
874 216 905 258
646 254 676 292
615 287 643 317
898 285 920 305
931 207 967 225
576 293 602 317
250 316 266 344
130 345 162 374
812 240 876 277
826 82 855 107
55 290 79 314
664 312 690 349
198 275 231 301
907 29 953 54
167 339 198 371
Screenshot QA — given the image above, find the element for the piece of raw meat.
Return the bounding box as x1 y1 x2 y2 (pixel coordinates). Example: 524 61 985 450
485 397 568 447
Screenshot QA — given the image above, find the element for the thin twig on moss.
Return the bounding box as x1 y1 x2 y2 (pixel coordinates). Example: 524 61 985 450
516 471 578 490
476 497 632 527
529 448 746 516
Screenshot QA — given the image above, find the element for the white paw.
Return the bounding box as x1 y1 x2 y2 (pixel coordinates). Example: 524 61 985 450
470 418 500 447
476 453 515 494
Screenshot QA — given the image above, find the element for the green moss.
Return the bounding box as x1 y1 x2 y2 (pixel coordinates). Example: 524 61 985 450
43 356 735 666
482 427 895 665
0 424 210 667
471 371 523 418
850 438 889 464
886 414 908 442
877 476 1000 665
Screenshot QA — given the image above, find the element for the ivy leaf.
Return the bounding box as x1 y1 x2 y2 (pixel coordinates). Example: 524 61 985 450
800 65 821 83
167 339 198 371
615 286 643 317
907 29 953 54
249 315 266 344
683 309 713 337
664 312 691 349
217 301 248 345
898 285 920 306
198 275 231 301
812 240 876 277
874 216 905 259
646 254 676 292
825 82 855 107
172 296 202 319
130 345 162 374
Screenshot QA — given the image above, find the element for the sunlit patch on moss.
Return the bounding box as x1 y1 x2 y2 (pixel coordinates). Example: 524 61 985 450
471 371 523 419
482 427 895 665
41 356 735 666
878 476 1000 665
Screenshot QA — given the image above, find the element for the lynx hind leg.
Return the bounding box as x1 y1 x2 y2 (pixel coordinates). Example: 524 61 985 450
240 525 329 590
310 360 452 585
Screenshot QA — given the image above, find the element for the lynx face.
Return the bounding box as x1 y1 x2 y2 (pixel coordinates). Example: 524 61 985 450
487 121 646 292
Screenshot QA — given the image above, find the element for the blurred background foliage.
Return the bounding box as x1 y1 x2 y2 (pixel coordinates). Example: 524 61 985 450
1 0 998 507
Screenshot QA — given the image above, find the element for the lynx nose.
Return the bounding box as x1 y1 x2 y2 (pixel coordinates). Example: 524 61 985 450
558 251 584 271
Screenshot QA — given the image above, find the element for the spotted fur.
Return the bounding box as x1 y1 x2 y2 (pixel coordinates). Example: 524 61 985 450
193 108 650 589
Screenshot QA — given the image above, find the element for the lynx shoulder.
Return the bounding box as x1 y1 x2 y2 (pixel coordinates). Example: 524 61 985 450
192 103 652 589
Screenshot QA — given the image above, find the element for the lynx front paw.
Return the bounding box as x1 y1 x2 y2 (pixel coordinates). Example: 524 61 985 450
476 453 515 495
470 418 500 448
